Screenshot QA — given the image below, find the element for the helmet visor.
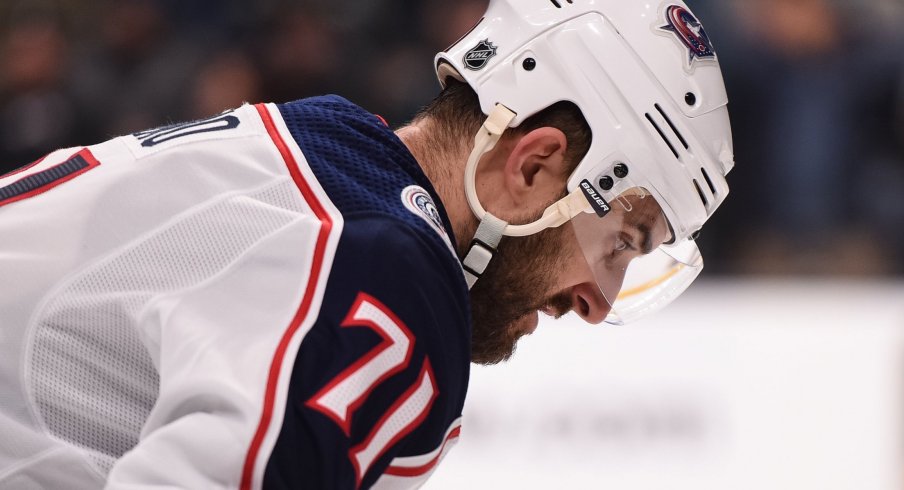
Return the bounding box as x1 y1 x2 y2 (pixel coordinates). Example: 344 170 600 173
571 186 703 325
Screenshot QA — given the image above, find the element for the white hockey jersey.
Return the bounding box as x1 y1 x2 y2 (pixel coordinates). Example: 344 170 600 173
0 97 471 489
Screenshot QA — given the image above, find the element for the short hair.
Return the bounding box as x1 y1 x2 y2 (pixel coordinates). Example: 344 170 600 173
413 79 593 177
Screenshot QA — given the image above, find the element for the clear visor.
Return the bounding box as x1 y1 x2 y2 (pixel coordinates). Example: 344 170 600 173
571 187 703 325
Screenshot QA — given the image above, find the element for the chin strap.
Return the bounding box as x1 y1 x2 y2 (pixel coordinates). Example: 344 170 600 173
462 104 592 289
462 104 516 289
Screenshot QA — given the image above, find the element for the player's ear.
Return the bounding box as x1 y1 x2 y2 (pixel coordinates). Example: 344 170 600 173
503 126 568 205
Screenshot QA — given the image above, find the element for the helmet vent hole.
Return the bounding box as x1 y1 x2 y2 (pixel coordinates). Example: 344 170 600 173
644 113 679 159
550 0 562 7
700 167 717 195
693 180 709 207
598 176 614 190
655 104 689 149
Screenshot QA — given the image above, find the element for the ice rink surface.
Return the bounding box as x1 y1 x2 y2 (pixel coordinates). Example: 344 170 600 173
426 280 904 490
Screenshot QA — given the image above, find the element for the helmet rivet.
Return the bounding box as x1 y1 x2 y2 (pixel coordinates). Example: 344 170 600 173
598 176 614 191
613 163 629 178
522 58 536 71
685 92 697 106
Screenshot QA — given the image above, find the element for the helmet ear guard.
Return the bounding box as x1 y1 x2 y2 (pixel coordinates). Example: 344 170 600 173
436 60 465 87
439 0 733 322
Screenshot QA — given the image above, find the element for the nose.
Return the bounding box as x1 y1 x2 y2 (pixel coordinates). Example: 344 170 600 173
569 282 611 324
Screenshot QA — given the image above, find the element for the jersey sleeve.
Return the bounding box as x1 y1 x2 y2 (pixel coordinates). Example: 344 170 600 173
103 217 469 490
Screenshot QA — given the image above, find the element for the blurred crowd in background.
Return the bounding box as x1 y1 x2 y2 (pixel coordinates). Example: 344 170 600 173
1 0 902 276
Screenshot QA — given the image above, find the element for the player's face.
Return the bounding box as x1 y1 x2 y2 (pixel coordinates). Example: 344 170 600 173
468 194 671 364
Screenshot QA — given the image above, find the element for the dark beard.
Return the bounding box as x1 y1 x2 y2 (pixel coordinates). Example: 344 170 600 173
468 224 574 365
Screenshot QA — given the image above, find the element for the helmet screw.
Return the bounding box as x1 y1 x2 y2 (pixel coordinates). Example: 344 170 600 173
598 176 614 191
685 92 697 106
522 57 536 71
613 163 629 178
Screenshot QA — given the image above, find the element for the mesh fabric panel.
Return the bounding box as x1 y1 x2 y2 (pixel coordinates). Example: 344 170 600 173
27 179 303 474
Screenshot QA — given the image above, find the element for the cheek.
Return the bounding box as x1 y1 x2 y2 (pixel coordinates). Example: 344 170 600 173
562 254 598 292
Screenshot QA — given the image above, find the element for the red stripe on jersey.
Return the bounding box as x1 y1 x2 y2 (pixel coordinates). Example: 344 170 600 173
240 104 335 490
0 148 99 208
383 425 461 478
0 153 48 179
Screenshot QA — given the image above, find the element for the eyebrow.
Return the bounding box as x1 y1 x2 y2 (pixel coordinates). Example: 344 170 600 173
631 222 654 255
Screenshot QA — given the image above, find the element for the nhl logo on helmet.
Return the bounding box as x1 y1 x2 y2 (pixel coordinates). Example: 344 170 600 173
463 39 498 71
660 5 716 66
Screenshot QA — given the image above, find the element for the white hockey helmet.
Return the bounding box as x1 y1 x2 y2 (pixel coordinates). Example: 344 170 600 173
436 0 734 324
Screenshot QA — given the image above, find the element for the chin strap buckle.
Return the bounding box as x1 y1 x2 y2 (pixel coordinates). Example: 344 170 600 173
462 213 508 289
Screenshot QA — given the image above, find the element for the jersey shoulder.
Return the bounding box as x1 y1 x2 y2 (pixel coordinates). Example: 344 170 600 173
275 96 458 255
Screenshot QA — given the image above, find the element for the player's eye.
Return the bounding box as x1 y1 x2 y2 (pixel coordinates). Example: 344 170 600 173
604 233 638 265
612 233 639 257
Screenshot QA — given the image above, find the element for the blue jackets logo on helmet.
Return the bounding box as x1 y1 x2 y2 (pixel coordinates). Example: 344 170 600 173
660 5 716 66
463 39 497 71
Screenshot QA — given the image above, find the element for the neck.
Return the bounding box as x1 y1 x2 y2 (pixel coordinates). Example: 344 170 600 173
396 120 477 257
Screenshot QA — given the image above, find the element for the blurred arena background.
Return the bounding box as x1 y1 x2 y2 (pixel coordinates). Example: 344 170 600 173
1 0 902 488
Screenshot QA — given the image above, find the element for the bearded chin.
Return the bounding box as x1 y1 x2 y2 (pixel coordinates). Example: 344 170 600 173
467 224 570 365
468 286 534 365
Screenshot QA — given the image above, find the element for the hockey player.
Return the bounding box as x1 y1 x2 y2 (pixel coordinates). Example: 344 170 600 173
0 0 732 488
